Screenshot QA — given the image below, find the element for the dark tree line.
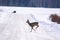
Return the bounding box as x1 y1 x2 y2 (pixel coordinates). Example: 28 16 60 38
0 0 60 8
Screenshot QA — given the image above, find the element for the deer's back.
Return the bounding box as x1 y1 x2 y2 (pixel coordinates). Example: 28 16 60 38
29 22 38 27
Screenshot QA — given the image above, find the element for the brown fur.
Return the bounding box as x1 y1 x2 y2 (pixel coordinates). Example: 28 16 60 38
26 19 39 32
49 14 60 24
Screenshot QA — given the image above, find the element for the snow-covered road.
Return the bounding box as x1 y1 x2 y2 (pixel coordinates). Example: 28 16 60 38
0 7 60 40
0 13 58 40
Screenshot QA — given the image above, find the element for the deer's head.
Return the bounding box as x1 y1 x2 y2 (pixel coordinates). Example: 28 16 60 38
26 19 29 23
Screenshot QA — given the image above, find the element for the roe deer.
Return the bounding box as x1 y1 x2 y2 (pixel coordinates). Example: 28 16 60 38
49 14 60 24
49 14 59 22
26 19 39 32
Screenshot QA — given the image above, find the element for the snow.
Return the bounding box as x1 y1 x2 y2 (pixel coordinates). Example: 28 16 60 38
0 6 60 40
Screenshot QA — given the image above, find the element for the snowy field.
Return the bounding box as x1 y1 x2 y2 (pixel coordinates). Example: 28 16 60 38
0 6 60 40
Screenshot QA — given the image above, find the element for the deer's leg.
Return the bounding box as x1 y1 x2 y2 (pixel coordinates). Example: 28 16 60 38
36 25 39 29
32 27 36 31
30 27 35 32
33 29 36 31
